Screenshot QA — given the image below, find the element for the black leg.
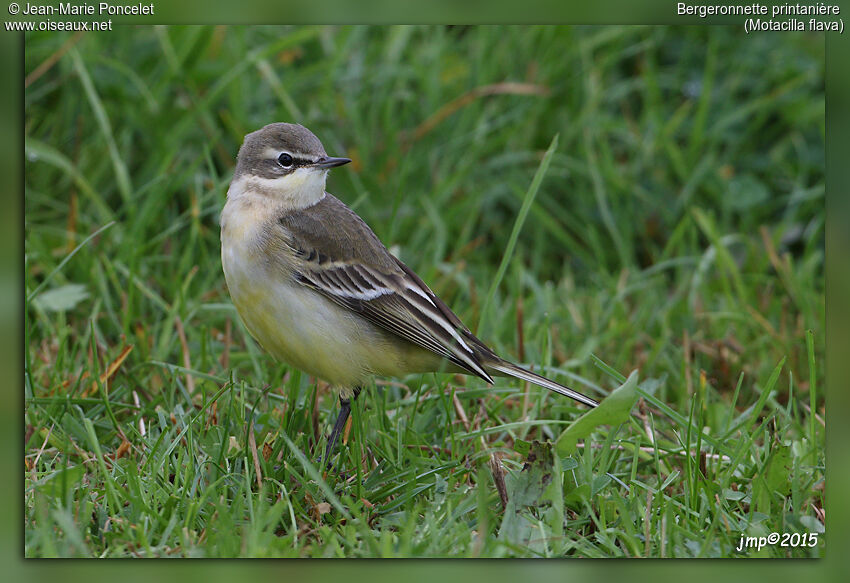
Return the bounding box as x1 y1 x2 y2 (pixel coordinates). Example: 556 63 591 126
322 387 363 469
323 396 351 468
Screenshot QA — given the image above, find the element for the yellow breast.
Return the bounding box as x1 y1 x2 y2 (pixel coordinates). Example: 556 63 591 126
221 195 441 388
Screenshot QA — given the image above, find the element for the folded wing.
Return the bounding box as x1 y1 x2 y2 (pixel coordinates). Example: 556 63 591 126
293 253 495 383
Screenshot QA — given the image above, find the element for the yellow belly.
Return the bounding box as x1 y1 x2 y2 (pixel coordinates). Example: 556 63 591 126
221 206 441 388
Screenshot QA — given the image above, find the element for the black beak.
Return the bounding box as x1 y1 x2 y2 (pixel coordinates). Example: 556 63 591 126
314 156 351 169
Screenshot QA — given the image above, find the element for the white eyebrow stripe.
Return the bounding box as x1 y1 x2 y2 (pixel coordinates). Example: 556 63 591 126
262 147 316 161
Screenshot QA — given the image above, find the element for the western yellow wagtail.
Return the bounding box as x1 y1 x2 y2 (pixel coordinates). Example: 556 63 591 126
221 123 598 466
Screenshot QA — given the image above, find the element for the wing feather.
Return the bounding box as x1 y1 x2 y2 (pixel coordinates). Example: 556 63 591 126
268 194 596 407
294 260 494 383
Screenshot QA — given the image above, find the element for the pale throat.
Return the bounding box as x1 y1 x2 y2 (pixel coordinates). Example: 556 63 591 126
229 167 328 211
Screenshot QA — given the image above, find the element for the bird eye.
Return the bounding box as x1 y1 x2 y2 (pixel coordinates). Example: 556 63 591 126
277 153 294 167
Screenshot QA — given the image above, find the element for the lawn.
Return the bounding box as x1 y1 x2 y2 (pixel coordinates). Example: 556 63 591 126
24 25 824 557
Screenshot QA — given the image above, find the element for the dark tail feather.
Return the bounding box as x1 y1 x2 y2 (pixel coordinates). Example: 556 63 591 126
488 360 599 408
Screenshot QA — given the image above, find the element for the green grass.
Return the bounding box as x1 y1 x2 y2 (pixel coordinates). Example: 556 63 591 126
24 25 824 557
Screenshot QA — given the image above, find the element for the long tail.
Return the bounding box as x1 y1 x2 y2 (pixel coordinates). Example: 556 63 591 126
488 360 599 408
